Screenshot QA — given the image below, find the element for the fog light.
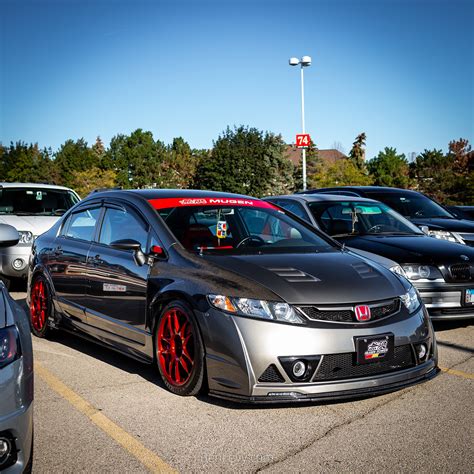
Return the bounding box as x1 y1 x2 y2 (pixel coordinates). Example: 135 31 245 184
292 360 306 378
12 258 25 270
0 438 11 462
417 343 427 361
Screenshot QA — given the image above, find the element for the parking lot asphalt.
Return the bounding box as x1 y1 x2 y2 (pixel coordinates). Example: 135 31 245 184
10 291 474 473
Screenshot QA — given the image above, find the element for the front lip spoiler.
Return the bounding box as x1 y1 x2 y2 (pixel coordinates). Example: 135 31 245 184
209 366 439 405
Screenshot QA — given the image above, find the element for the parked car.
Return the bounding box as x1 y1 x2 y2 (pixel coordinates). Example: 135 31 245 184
0 183 81 288
266 194 474 321
0 224 34 473
27 189 437 403
300 186 474 247
446 205 474 221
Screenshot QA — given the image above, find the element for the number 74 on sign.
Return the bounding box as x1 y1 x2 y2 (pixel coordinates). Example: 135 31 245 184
296 133 311 148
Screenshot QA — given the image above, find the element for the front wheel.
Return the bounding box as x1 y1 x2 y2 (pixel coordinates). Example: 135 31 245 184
155 300 205 396
30 276 54 338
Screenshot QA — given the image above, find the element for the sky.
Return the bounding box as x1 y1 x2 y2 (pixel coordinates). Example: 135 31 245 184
0 0 473 160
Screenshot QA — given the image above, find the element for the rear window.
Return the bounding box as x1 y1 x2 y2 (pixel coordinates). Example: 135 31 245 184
0 188 79 216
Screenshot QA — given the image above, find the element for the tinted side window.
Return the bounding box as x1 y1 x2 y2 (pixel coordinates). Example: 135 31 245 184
65 208 101 241
273 200 311 222
99 207 148 252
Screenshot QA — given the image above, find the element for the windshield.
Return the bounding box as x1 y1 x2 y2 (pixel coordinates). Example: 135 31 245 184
0 188 80 216
308 201 424 237
365 192 454 219
150 198 336 255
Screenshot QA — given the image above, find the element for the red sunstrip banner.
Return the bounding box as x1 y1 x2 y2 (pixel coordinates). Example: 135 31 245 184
148 197 278 210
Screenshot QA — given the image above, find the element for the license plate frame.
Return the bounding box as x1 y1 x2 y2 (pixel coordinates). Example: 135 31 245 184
355 333 394 365
464 289 474 306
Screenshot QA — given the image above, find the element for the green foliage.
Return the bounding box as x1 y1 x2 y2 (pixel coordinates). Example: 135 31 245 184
348 132 367 170
293 141 321 191
71 167 117 198
55 139 97 188
311 159 373 187
367 147 413 188
195 126 294 197
1 142 58 183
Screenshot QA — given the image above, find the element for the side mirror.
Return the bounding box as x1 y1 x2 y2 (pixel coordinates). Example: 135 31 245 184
0 224 20 248
110 239 147 266
419 225 429 235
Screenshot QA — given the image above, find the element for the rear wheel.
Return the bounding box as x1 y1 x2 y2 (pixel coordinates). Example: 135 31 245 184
155 300 205 396
30 276 53 338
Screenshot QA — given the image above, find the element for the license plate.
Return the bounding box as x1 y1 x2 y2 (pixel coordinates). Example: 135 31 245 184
355 334 394 365
465 289 474 305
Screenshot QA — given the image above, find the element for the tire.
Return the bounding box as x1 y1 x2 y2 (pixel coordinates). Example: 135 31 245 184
155 300 205 397
29 275 54 338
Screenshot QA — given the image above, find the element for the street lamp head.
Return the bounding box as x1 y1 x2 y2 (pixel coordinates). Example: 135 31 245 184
301 55 312 66
289 57 300 66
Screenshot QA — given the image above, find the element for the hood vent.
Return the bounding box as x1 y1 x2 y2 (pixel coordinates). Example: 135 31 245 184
351 262 380 279
266 267 321 283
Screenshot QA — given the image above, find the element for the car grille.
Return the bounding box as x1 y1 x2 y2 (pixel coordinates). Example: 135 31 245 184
313 345 415 381
449 263 472 282
258 364 285 383
297 299 400 323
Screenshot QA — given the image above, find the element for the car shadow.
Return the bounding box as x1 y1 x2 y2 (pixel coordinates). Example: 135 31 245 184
432 319 473 332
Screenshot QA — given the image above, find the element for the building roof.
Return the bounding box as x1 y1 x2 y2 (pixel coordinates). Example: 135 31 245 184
285 145 347 166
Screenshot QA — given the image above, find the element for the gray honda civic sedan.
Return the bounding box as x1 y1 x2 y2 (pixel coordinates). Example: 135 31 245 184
0 224 34 472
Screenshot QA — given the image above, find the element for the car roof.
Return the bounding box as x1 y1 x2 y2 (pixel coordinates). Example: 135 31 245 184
89 188 261 201
310 186 423 195
267 194 381 204
0 182 74 191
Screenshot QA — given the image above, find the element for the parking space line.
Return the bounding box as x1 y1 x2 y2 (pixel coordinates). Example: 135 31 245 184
35 361 177 473
439 366 474 380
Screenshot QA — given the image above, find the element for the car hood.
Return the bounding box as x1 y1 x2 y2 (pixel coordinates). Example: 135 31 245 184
0 215 60 236
409 217 474 232
337 235 474 265
203 251 406 305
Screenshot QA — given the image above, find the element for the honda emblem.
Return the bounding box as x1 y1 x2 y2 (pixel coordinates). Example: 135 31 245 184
354 305 371 321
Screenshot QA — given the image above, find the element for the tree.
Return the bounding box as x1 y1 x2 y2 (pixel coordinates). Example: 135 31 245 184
348 132 367 170
70 167 117 197
195 126 294 197
54 139 97 187
368 147 413 188
448 138 471 176
312 159 373 187
106 129 167 188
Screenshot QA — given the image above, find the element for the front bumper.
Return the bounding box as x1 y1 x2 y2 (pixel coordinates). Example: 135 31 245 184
0 358 34 473
414 281 474 320
203 305 438 403
0 246 31 279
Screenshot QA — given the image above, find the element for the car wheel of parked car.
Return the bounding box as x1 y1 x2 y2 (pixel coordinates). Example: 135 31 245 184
155 300 205 396
30 275 54 338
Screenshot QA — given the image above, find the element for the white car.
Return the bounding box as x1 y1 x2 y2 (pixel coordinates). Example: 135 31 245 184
0 183 80 288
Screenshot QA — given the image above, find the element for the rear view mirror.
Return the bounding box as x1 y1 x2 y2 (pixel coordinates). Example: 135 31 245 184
0 224 20 248
110 239 147 266
419 225 429 235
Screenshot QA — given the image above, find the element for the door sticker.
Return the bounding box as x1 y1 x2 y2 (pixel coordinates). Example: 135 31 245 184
103 283 126 292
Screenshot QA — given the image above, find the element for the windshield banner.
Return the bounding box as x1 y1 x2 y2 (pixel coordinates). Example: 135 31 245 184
148 197 278 210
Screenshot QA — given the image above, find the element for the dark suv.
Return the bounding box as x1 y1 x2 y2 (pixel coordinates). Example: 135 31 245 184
301 186 474 247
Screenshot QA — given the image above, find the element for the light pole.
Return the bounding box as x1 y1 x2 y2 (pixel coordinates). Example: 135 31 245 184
289 55 311 191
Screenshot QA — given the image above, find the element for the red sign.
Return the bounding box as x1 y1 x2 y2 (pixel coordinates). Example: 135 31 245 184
296 133 311 148
354 305 371 322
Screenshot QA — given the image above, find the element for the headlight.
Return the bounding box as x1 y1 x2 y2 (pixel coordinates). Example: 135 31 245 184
18 230 34 245
390 265 407 278
401 264 443 281
428 230 464 244
208 295 305 324
0 326 21 369
400 287 422 314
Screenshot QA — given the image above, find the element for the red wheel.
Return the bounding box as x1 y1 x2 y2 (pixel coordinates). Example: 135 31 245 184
155 301 205 396
30 276 52 338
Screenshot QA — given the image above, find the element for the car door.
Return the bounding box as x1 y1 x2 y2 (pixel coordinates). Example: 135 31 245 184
48 206 101 328
83 203 150 346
